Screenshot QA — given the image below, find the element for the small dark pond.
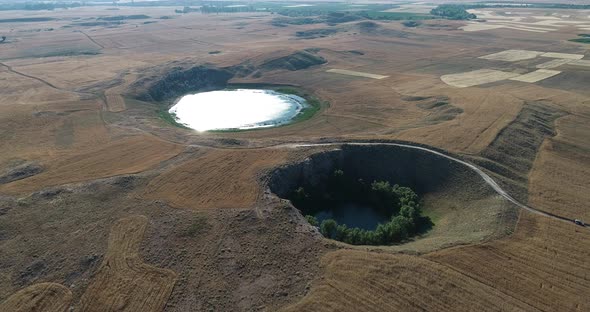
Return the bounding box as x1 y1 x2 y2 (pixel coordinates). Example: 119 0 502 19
314 202 389 230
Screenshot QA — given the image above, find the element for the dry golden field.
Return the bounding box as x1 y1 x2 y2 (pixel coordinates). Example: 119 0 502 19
0 2 589 312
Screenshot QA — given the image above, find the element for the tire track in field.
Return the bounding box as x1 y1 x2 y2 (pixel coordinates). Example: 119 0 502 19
0 62 64 91
77 30 104 49
79 215 177 312
0 62 101 99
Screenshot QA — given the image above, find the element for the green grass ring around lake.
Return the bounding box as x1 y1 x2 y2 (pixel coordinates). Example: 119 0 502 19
158 84 325 132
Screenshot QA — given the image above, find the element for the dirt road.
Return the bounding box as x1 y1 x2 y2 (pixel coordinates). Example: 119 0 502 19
277 142 584 227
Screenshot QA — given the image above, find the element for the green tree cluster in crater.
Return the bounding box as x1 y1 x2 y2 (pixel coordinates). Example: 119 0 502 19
290 170 432 245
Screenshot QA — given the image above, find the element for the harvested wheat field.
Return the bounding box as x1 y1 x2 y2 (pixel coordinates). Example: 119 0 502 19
0 135 184 195
325 69 389 80
79 215 177 312
0 283 72 312
510 69 561 83
282 250 533 311
142 148 292 209
536 59 573 69
0 1 589 312
479 50 544 62
440 69 520 87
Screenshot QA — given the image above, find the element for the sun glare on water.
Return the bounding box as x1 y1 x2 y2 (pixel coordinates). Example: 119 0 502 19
169 89 307 131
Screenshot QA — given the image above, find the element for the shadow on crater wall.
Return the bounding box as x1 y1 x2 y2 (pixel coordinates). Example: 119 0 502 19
269 145 519 253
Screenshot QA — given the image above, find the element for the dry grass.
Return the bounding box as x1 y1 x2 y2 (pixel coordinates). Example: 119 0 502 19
510 69 561 83
479 50 544 62
0 283 72 312
383 4 435 14
492 24 552 33
528 114 590 220
282 96 590 310
79 215 177 312
0 5 589 311
461 23 505 32
0 135 183 194
536 59 573 69
143 148 290 209
282 250 532 311
105 94 126 112
326 69 389 80
440 69 520 88
540 52 584 60
569 59 590 67
428 213 590 312
5 56 144 90
463 8 590 34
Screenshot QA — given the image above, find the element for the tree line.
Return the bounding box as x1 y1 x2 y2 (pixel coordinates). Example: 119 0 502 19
430 4 477 20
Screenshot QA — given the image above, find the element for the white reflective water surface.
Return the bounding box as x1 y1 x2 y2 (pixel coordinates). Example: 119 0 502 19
169 89 307 131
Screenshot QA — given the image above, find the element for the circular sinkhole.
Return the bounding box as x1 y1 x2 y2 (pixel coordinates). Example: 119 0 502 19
169 88 312 131
268 144 519 251
287 168 433 245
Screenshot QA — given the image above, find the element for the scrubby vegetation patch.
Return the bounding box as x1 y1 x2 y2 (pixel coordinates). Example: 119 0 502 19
430 4 477 20
569 34 590 44
260 51 326 71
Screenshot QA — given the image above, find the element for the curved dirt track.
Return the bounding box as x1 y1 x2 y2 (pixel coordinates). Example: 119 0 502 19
0 62 63 91
79 215 177 312
0 282 72 312
275 141 580 226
